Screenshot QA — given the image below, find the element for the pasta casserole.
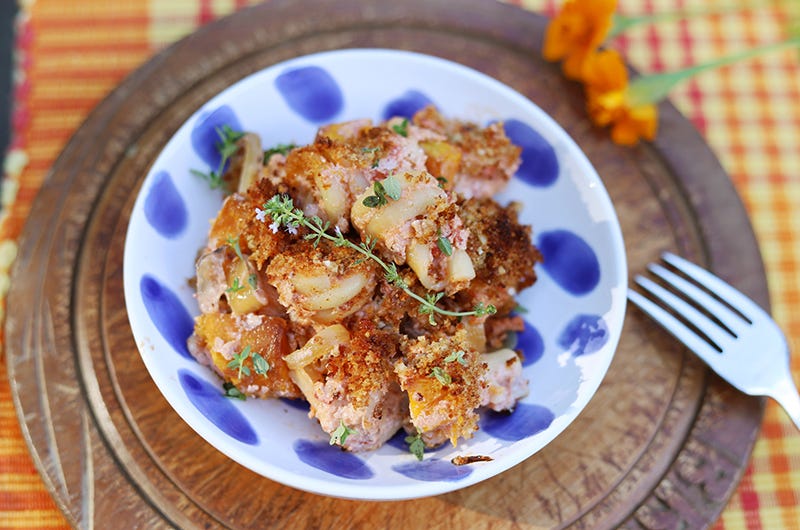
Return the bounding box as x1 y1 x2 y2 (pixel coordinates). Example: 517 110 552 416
187 106 543 456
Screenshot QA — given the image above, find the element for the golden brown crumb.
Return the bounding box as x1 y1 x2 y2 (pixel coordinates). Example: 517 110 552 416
458 197 543 314
325 320 402 409
395 329 487 447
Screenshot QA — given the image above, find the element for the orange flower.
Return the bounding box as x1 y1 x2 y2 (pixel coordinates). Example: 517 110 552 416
543 0 617 80
583 49 658 146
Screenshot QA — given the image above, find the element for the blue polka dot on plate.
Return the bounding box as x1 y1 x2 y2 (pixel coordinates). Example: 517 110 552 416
517 321 545 367
144 171 187 238
504 119 559 187
481 403 555 441
382 90 434 120
190 105 242 169
293 440 374 479
385 429 411 451
392 459 472 482
558 314 609 357
537 229 600 295
178 369 258 445
275 66 343 123
280 398 311 412
140 275 194 360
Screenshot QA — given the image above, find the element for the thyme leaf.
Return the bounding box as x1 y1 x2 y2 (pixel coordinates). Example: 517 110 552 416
330 421 357 446
222 382 246 400
430 366 452 386
392 118 409 137
405 432 425 461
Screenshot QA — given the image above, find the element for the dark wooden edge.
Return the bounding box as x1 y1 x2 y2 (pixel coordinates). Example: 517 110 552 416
627 99 768 527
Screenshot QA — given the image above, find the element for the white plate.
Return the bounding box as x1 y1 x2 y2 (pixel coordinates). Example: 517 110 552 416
123 48 627 500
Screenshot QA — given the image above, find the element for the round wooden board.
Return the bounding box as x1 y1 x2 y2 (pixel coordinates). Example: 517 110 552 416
6 1 768 528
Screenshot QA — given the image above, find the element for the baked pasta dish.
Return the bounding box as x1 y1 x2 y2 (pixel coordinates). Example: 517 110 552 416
187 106 543 455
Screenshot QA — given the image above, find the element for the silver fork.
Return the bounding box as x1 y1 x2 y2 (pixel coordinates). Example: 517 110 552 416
628 251 800 430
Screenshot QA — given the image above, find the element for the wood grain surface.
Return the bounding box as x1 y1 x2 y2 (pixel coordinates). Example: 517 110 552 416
5 1 767 528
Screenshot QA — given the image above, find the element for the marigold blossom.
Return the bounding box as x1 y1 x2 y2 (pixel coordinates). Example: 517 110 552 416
543 0 617 80
582 49 658 146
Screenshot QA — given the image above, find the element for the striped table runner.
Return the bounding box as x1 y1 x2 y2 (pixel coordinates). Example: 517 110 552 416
1 1 798 528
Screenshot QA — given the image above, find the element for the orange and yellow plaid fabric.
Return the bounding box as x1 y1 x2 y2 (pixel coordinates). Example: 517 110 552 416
1 1 798 528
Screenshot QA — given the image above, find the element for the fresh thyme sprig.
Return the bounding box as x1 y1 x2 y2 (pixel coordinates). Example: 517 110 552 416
191 125 244 189
262 194 497 325
227 345 252 379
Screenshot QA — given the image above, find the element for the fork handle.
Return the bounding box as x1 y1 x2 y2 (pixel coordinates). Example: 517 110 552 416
768 376 800 432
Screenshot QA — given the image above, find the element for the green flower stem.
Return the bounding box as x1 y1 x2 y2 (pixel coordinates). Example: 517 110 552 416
627 37 800 106
609 4 777 40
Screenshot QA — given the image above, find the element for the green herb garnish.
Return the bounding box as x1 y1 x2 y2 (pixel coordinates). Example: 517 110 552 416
444 350 468 366
262 194 496 325
226 235 246 263
226 277 244 293
263 143 297 163
227 345 252 379
392 119 409 137
381 175 402 200
251 352 270 376
222 382 246 400
330 421 357 446
362 175 401 208
405 432 425 461
430 366 452 386
191 125 244 189
436 234 453 256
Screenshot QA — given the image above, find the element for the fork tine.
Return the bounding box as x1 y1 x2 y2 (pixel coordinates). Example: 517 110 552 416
627 289 724 369
647 263 745 335
661 252 754 321
634 276 733 349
